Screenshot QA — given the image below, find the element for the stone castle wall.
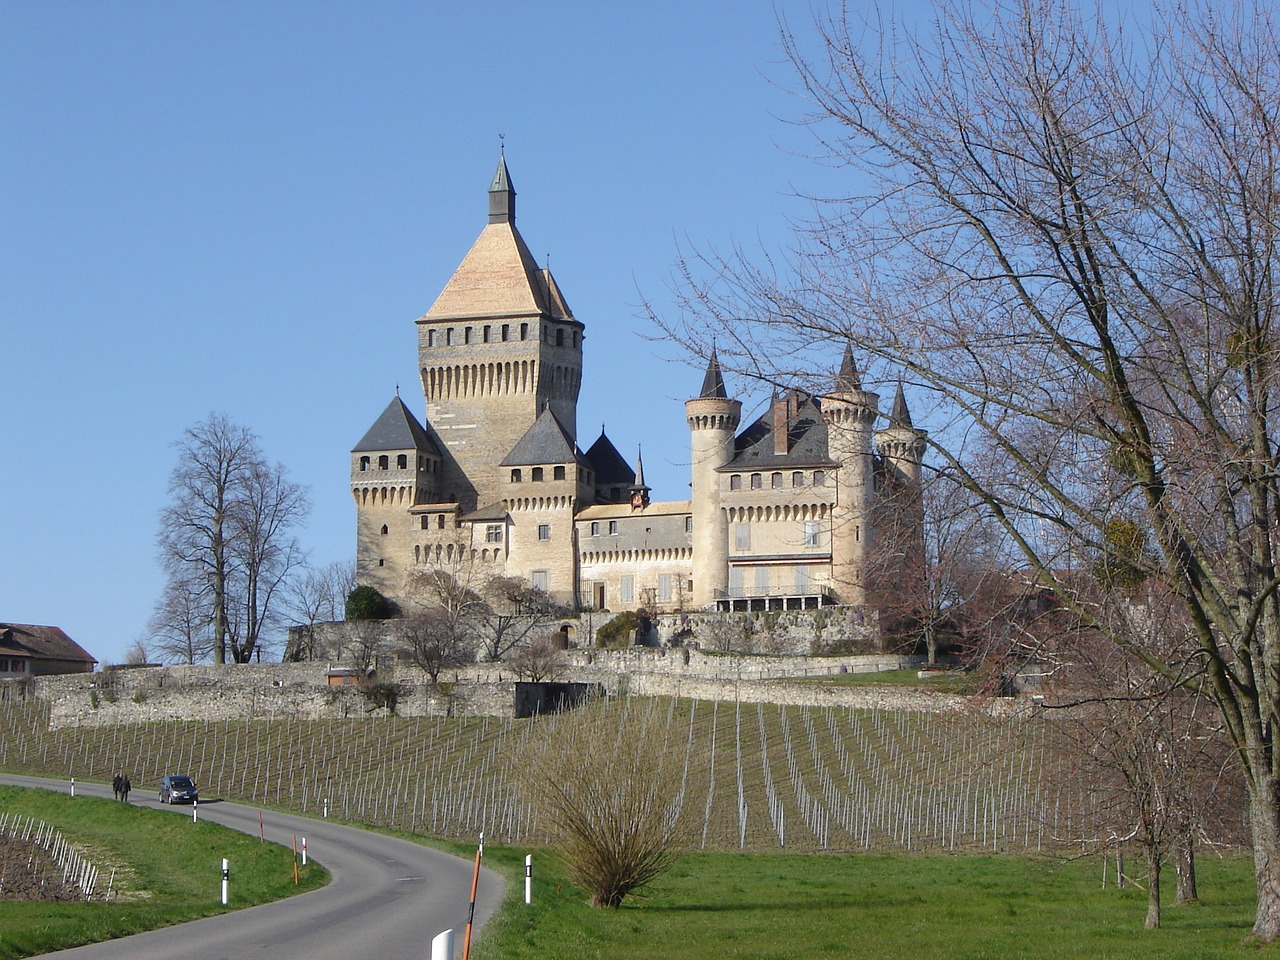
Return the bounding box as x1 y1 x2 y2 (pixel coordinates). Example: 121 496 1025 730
14 642 1014 729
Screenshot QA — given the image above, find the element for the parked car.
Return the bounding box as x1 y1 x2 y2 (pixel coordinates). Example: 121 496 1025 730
159 774 199 804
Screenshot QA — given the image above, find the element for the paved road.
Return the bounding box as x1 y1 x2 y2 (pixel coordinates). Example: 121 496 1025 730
1 774 505 960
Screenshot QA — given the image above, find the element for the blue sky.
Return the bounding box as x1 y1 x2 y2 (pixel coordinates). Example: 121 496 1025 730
1 1 866 664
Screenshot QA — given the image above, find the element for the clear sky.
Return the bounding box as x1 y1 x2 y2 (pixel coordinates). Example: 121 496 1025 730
1 1 862 664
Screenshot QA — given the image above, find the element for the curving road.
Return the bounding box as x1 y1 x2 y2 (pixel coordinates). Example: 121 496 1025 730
0 774 504 960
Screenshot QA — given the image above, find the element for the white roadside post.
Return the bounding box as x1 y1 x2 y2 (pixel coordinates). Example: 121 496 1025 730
301 837 307 866
525 854 532 905
323 797 328 818
69 778 75 797
220 859 229 906
430 929 454 960
193 798 199 823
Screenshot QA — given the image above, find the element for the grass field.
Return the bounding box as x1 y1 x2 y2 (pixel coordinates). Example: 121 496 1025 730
0 786 327 960
471 845 1271 960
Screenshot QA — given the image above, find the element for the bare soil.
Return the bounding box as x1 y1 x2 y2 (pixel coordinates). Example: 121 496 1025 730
0 836 81 901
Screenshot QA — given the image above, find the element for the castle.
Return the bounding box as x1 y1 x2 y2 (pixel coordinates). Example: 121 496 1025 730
350 157 925 621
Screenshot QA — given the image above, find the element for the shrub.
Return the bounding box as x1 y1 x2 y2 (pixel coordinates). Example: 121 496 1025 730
346 585 396 621
595 609 651 647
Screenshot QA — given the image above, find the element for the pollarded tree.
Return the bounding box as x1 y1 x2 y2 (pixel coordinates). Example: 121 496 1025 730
157 414 309 664
662 0 1280 938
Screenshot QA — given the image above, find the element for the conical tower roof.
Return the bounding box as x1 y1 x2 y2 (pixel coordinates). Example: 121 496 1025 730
888 382 914 429
699 349 728 399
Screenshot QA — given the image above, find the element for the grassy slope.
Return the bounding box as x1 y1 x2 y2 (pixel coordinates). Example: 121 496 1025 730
0 787 327 960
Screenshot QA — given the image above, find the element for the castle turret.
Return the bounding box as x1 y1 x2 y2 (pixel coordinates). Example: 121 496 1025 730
821 345 879 605
686 350 741 608
874 382 928 587
351 395 442 597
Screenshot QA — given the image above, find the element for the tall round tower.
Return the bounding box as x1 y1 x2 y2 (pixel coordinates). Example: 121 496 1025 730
875 382 929 584
822 345 880 606
685 350 741 609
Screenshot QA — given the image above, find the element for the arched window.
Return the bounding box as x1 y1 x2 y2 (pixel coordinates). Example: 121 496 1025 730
792 471 804 487
483 325 491 343
532 467 544 481
553 465 566 480
437 515 445 529
520 322 528 340
511 468 522 482
380 525 389 535
556 329 565 346
464 327 472 344
501 324 509 341
445 328 453 345
750 473 762 490
378 455 389 470
814 470 826 485
397 454 408 469
771 472 783 488
359 456 369 471
427 330 435 347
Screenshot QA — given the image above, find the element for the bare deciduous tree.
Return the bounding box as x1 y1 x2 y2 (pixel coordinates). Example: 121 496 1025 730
508 634 566 682
157 414 309 664
662 0 1280 937
284 560 355 661
146 568 215 664
522 698 688 907
397 608 474 683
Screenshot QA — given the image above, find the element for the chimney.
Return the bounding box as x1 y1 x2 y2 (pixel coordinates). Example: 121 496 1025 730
773 393 789 456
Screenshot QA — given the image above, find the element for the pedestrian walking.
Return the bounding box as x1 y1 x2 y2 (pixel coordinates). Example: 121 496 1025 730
121 775 131 803
112 773 123 801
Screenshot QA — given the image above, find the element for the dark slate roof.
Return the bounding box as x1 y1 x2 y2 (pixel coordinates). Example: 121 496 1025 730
500 405 588 467
726 395 839 470
584 429 635 486
888 382 914 428
836 343 862 391
0 624 96 664
699 350 728 399
352 397 440 454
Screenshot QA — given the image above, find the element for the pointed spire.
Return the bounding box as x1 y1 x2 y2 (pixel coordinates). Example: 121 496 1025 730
837 343 862 391
889 381 914 428
629 445 651 508
699 349 728 399
488 154 516 224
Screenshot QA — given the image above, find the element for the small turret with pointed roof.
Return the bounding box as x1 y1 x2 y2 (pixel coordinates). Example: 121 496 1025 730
836 342 863 392
888 381 914 429
628 446 651 509
876 379 928 486
488 154 515 224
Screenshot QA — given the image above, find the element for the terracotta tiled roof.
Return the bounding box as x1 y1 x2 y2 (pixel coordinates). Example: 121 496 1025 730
0 623 96 664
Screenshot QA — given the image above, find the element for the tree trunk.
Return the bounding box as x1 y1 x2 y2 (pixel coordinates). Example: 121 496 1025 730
1249 783 1280 941
1174 836 1198 905
1143 845 1161 930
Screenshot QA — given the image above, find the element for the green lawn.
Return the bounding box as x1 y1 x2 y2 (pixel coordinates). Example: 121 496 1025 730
472 846 1275 960
0 786 327 960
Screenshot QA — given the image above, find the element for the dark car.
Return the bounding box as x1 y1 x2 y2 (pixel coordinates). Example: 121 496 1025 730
159 774 199 804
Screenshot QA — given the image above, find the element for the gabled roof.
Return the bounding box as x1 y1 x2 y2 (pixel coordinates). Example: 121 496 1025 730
727 394 839 470
0 624 96 664
584 429 635 486
500 405 587 467
352 396 440 454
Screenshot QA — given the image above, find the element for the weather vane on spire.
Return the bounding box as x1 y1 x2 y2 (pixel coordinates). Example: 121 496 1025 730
499 132 505 155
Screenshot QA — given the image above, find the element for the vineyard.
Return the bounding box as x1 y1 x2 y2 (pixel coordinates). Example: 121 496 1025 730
0 693 1138 854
